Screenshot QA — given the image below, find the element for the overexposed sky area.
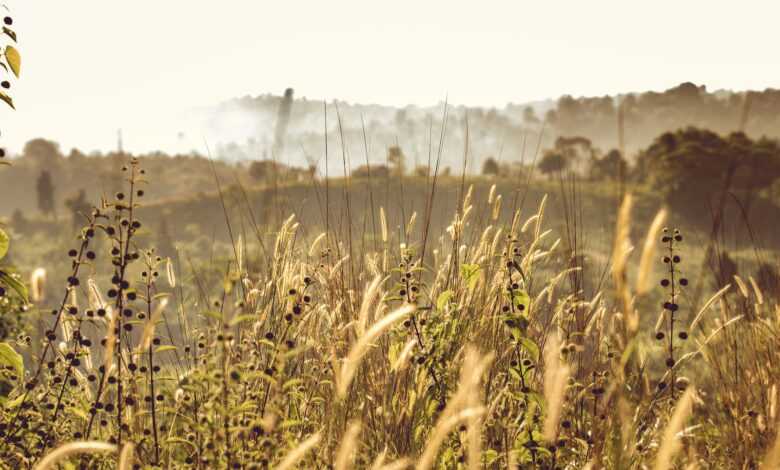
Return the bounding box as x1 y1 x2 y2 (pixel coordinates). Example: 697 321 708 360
1 0 779 154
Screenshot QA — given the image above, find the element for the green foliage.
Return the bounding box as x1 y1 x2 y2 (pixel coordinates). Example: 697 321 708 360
639 127 780 210
0 342 22 379
0 270 26 302
0 228 8 260
460 263 481 290
4 44 20 78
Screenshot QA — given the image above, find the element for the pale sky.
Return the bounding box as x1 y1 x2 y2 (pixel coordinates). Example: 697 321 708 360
1 0 778 154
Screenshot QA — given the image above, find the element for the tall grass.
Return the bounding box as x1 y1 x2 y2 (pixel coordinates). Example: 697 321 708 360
0 158 777 469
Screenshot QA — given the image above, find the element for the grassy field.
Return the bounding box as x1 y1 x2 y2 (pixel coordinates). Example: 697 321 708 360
0 158 778 469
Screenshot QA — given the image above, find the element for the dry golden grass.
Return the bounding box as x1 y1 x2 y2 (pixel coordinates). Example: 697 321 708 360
1 161 778 469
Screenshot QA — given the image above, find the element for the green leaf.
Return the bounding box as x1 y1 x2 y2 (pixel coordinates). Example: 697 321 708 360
66 406 88 421
0 270 27 302
518 337 540 362
436 290 453 311
203 310 222 322
155 345 177 354
513 290 531 312
5 45 20 77
0 342 24 378
0 228 8 260
0 91 14 110
484 449 500 465
2 27 16 42
1 391 24 408
229 314 257 326
460 263 482 290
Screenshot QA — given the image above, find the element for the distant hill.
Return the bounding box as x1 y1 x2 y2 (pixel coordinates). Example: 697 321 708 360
204 82 779 174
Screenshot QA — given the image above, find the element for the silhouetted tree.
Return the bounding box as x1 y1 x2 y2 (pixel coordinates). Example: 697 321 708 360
638 127 780 212
387 146 405 175
522 106 540 126
352 164 389 179
590 149 627 181
36 170 55 217
272 88 294 157
538 152 567 179
482 157 499 176
23 138 62 168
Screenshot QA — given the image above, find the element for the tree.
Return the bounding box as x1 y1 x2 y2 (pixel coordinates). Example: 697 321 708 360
538 151 567 178
590 149 627 181
387 146 405 175
482 157 499 176
64 189 90 231
522 106 540 126
552 136 595 174
36 170 55 217
352 164 389 179
249 160 284 182
638 127 780 212
23 138 62 168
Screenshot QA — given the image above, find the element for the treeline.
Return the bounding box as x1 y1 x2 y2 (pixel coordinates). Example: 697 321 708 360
0 138 250 217
214 82 780 166
543 82 780 152
4 124 780 224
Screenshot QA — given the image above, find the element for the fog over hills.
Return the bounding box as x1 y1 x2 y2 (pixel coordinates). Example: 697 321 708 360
5 82 780 177
201 82 778 175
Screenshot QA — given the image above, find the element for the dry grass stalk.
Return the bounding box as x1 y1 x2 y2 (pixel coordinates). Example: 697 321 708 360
335 421 362 470
636 208 667 295
118 442 135 470
612 194 636 332
689 284 731 331
34 441 117 470
416 347 493 470
337 304 416 398
654 387 696 470
542 334 571 442
277 432 322 470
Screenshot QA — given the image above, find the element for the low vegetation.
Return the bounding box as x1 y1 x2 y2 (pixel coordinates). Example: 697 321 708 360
0 153 778 469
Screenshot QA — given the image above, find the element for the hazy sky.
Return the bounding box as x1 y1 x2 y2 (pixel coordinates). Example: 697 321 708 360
1 0 778 153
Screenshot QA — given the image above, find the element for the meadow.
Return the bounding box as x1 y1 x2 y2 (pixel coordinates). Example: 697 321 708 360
4 0 780 467
0 147 778 470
